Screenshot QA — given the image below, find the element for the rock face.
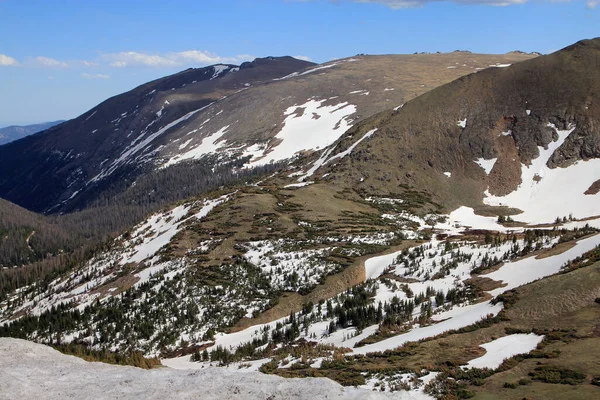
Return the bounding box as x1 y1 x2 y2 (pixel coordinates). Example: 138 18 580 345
0 338 392 400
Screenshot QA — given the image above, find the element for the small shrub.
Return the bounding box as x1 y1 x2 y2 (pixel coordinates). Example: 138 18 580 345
529 365 586 385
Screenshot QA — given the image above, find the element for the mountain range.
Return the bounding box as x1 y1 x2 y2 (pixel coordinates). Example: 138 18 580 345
0 120 64 146
1 40 600 400
0 53 533 214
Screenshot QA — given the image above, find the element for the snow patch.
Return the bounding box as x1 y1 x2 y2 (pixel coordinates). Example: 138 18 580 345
465 334 545 369
474 158 497 175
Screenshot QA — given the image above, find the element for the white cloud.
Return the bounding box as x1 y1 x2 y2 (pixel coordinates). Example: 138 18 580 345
103 50 254 68
33 56 69 68
79 60 100 67
354 0 528 7
105 51 178 68
293 55 313 61
587 0 598 8
294 0 541 8
0 54 19 67
81 73 110 79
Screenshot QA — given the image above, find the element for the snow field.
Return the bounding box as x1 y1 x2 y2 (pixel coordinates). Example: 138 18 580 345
0 338 394 400
248 99 356 167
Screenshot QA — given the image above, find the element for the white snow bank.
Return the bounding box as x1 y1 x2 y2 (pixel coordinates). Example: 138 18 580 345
474 157 497 175
248 99 356 167
274 63 339 80
284 181 314 188
465 333 544 369
483 124 600 223
364 248 404 280
211 64 229 79
353 301 503 355
483 233 600 296
447 206 508 232
163 125 230 167
0 338 392 400
296 129 377 182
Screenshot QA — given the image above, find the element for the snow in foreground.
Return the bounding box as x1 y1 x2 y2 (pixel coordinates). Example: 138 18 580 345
0 338 395 400
464 333 544 370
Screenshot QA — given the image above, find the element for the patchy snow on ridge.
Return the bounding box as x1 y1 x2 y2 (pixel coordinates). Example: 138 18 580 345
248 99 356 167
211 64 230 79
274 63 339 81
457 118 467 128
327 128 377 164
483 123 600 223
163 125 230 167
284 181 314 188
120 194 231 265
295 129 377 182
91 105 211 183
465 333 545 369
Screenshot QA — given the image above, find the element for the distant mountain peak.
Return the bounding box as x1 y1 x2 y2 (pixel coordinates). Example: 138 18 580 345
0 120 64 146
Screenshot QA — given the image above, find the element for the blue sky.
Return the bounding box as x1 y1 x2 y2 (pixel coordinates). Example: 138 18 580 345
0 0 598 126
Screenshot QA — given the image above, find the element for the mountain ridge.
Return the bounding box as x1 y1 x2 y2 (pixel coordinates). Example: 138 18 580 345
0 120 64 146
0 56 315 213
0 52 535 214
2 38 600 400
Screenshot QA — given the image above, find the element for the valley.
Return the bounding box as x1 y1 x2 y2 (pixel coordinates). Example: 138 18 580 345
1 34 600 400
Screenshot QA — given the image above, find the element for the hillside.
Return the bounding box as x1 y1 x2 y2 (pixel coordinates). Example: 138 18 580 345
0 198 74 268
310 38 600 216
0 52 534 214
0 120 64 146
0 56 314 213
1 40 600 400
